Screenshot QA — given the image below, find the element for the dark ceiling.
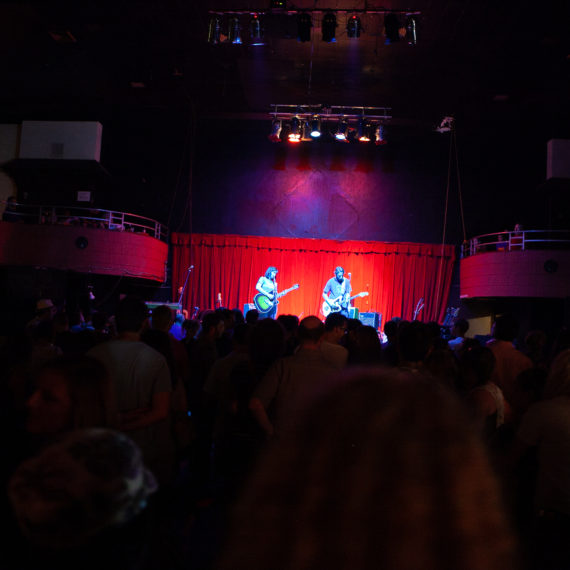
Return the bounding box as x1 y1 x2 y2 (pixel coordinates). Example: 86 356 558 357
0 0 568 137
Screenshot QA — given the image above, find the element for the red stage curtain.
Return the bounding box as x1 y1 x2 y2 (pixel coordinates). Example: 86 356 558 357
171 233 456 327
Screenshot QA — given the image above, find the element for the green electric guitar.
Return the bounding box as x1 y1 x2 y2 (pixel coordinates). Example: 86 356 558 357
253 284 299 314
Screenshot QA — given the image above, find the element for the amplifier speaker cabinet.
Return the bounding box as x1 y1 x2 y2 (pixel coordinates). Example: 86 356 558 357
243 303 256 317
359 312 382 329
348 307 359 319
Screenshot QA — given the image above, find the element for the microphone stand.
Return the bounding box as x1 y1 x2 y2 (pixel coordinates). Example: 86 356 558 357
177 265 194 310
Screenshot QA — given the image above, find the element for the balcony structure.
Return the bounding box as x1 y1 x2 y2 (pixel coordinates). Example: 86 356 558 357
0 203 168 282
460 229 570 299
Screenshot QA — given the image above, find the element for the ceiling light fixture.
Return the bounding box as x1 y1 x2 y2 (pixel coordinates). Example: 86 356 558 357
269 105 392 144
250 13 265 45
358 118 373 142
406 16 417 45
297 13 312 42
310 115 322 138
268 118 282 142
346 15 362 38
288 116 302 142
374 124 387 145
322 12 337 42
207 16 222 44
435 116 454 133
335 117 349 141
384 13 401 44
228 17 242 44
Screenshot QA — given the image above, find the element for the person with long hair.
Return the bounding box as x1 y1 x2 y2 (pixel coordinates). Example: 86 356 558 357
255 266 279 320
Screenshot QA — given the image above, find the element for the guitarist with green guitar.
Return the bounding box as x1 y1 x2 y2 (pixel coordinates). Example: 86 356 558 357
254 266 299 319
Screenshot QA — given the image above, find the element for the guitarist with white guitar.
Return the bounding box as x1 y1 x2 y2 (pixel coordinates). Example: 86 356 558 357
322 266 358 318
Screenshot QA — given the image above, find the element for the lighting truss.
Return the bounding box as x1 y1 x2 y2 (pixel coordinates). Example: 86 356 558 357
268 104 392 143
207 8 420 45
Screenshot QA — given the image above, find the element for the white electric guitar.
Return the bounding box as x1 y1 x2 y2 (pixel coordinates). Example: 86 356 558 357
322 292 369 317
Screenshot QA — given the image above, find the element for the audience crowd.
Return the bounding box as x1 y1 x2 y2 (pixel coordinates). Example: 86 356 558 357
1 295 569 570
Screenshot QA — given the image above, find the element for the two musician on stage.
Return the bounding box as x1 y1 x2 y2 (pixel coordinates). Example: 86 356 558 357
253 265 356 319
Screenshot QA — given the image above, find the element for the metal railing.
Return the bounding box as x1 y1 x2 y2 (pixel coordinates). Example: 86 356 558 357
461 229 570 258
1 201 168 242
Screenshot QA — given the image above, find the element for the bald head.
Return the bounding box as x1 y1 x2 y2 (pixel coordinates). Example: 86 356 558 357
298 316 325 346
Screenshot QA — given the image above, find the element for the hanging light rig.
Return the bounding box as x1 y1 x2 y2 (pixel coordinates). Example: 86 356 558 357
268 105 392 144
207 8 420 46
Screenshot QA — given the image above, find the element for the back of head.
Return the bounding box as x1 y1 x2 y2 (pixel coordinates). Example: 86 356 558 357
543 348 570 399
460 346 496 387
245 308 259 324
347 325 382 365
9 429 157 552
150 304 174 332
91 311 109 331
233 323 251 347
182 318 200 338
453 318 469 337
115 297 148 334
325 312 348 332
398 321 432 364
38 355 116 431
298 316 325 345
250 318 285 368
493 314 519 342
384 318 399 342
277 314 300 334
200 311 222 336
220 369 517 570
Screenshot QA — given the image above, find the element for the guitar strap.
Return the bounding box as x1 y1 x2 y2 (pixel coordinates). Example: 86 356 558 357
340 279 347 305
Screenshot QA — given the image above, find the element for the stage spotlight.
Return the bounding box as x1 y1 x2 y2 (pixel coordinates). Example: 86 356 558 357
335 117 349 141
384 13 401 44
297 13 312 42
268 119 282 142
374 124 387 145
358 118 373 142
322 12 337 42
310 115 322 138
250 13 265 45
207 16 221 44
288 116 302 142
228 17 242 44
301 121 314 141
406 16 417 45
346 15 362 38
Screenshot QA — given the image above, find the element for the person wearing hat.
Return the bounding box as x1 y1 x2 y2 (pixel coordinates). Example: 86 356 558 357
26 298 57 335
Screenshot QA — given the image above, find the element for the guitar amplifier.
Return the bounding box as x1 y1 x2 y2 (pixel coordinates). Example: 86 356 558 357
359 312 382 330
145 302 181 314
348 307 359 319
243 303 256 317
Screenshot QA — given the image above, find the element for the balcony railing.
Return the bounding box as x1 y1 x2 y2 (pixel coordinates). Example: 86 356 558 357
461 229 570 258
1 201 168 242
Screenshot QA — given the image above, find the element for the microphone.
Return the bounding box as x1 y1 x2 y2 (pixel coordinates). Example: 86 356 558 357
188 265 194 270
